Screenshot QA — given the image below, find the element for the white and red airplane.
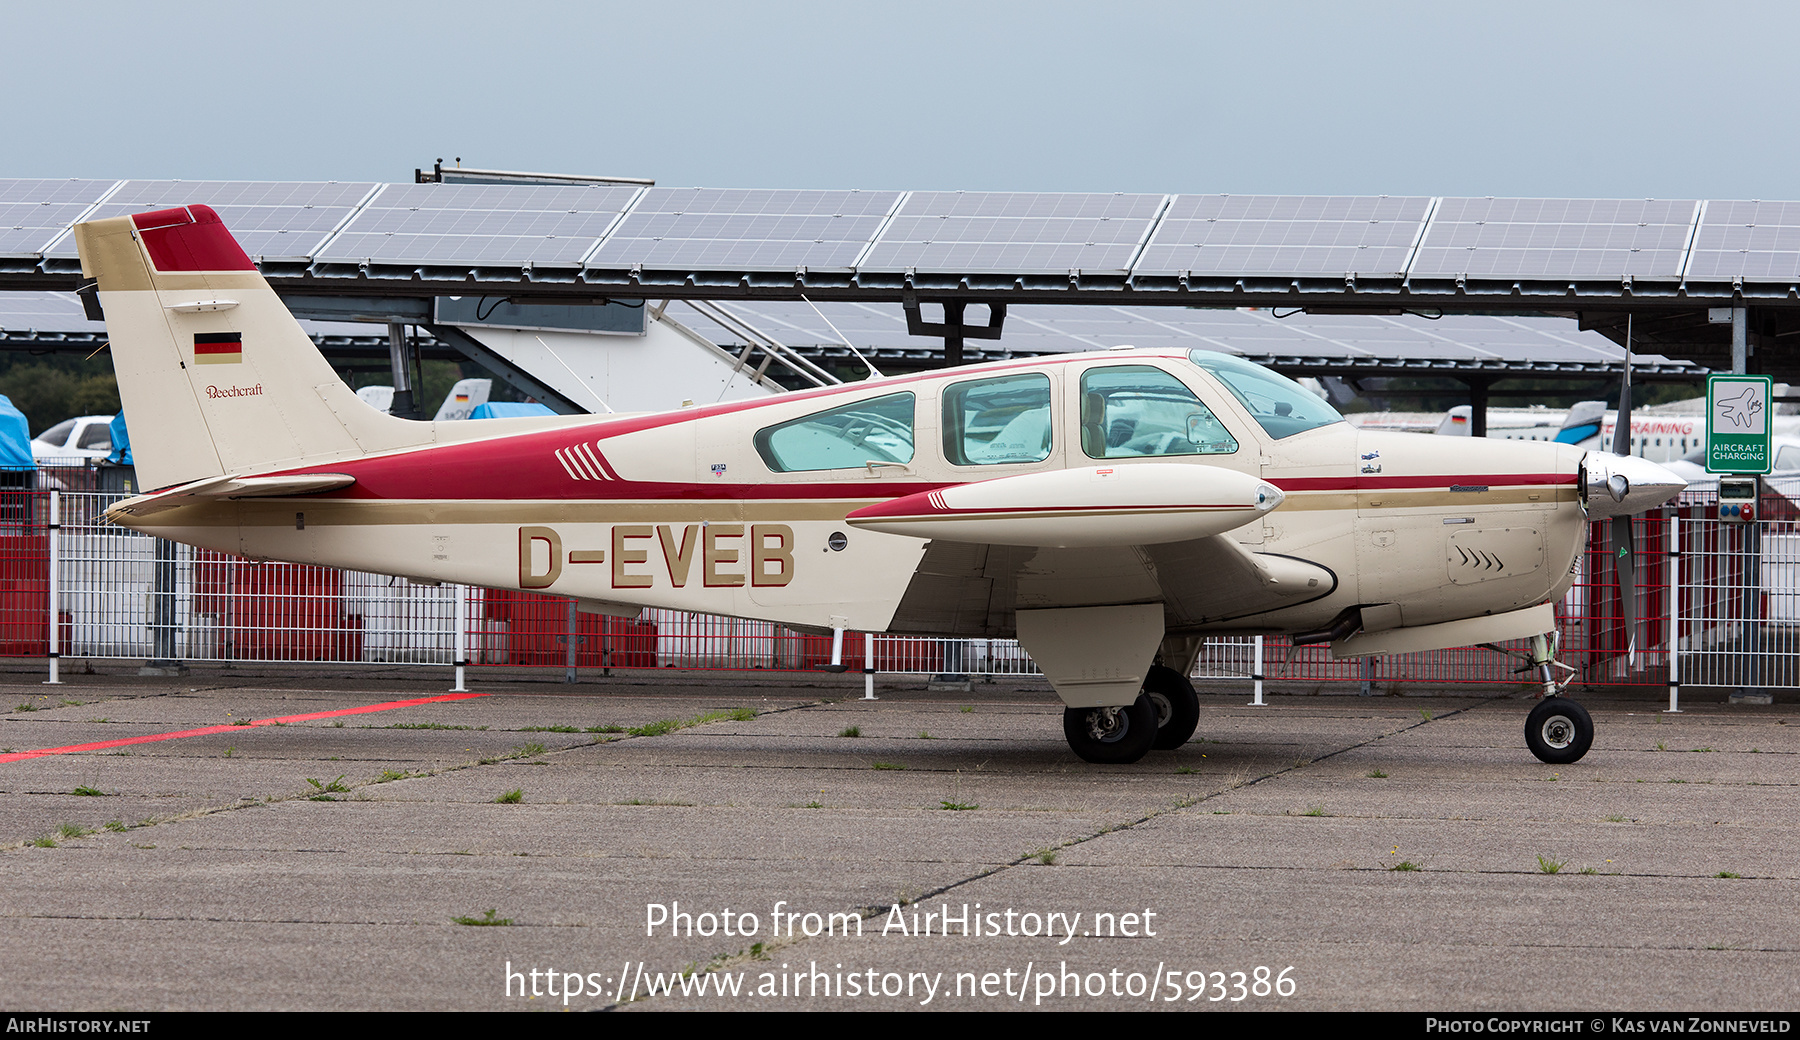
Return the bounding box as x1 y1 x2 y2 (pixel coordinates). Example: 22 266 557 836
74 205 1684 764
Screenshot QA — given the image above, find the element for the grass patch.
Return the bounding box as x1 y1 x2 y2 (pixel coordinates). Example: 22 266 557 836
1418 709 1432 722
520 725 580 733
15 703 37 712
1175 766 1198 775
495 789 523 804
1715 871 1742 879
104 820 126 832
515 743 546 758
1604 814 1629 823
232 718 252 726
918 731 934 740
1579 867 1599 875
58 823 92 840
452 909 512 927
29 836 56 848
223 747 235 758
792 801 825 809
1299 804 1328 817
621 798 695 806
1036 850 1058 865
71 785 107 797
375 769 419 783
838 726 862 738
628 708 756 739
1366 768 1388 778
871 762 904 771
305 775 350 794
60 700 81 707
388 722 472 731
939 800 978 811
1389 860 1422 872
1536 855 1565 874
587 725 626 733
960 706 974 713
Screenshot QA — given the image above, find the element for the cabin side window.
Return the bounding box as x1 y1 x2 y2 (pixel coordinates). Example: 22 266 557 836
1080 365 1237 459
942 373 1053 466
752 392 916 472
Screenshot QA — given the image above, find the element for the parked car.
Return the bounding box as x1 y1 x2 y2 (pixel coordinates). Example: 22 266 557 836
30 414 114 461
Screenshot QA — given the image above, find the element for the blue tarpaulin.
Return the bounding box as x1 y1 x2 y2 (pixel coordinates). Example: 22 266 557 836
0 396 35 470
468 401 556 419
106 412 131 465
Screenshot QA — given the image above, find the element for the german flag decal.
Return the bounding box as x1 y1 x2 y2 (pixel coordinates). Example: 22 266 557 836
194 332 242 365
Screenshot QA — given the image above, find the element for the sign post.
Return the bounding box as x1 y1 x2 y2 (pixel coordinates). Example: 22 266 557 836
1705 373 1772 703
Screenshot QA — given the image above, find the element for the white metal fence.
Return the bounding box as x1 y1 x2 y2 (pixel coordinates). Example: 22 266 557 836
4 488 1797 693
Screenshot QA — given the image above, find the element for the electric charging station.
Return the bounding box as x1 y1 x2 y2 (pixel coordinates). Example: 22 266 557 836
1706 374 1774 701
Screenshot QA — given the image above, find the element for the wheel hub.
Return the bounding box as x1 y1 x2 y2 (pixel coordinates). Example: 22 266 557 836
1083 707 1127 743
1540 716 1574 749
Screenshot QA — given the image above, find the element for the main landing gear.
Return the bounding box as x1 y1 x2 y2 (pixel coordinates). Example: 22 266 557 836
1062 665 1201 764
1489 632 1591 764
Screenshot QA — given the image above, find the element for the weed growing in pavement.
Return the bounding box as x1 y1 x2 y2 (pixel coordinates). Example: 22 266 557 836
453 909 512 926
495 789 523 804
1536 855 1565 874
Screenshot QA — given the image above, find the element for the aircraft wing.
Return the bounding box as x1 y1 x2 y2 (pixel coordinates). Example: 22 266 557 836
855 463 1335 635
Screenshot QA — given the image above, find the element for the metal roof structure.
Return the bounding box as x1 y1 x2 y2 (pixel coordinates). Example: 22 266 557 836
2 175 1786 377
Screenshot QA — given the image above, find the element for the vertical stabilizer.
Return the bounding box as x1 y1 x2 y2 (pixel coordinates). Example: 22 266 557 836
73 205 430 491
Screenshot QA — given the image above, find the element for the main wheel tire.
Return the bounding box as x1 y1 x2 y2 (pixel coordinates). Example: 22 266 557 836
1143 665 1200 750
1524 697 1593 764
1063 693 1159 764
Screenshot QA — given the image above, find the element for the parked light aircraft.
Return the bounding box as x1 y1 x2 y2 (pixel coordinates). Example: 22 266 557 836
73 205 1686 764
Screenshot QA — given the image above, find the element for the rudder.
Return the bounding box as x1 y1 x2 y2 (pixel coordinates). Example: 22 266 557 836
74 205 429 492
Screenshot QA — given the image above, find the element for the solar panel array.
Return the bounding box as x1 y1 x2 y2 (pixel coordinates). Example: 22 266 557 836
316 182 640 267
1409 197 1698 280
0 179 119 258
859 192 1166 273
41 180 380 261
671 299 1674 367
0 176 1795 286
1135 195 1431 277
588 188 901 271
1684 200 1800 282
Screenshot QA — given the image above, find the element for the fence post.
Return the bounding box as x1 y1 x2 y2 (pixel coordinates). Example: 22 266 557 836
450 583 468 693
1249 635 1266 706
43 490 60 685
1665 516 1681 713
863 632 877 700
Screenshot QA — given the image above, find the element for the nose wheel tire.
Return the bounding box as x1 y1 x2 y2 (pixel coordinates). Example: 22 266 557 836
1525 697 1593 764
1063 693 1158 764
1143 665 1200 750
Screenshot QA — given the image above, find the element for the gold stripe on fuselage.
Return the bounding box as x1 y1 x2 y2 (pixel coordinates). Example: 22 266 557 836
1276 487 1579 512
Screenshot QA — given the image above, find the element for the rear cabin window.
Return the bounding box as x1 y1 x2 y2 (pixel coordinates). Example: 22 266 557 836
942 373 1053 466
1080 365 1237 458
753 392 915 472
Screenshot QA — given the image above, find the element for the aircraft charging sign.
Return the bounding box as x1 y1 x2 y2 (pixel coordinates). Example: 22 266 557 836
1706 374 1773 474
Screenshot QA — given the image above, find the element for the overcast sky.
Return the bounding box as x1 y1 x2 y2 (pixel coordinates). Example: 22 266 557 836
5 1 1797 199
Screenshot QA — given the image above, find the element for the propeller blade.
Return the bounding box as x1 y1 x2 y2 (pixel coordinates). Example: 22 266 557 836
1612 314 1633 456
1613 514 1637 667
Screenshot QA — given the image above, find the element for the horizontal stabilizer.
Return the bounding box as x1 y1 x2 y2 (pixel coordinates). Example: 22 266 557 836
846 463 1283 548
107 473 355 518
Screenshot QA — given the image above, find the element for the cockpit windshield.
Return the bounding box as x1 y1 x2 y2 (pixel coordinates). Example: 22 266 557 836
1187 350 1345 439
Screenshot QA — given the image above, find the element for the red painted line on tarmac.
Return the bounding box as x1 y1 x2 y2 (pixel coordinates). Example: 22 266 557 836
0 692 488 763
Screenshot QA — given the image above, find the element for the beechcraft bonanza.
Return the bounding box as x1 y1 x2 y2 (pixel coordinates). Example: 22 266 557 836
74 205 1686 764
